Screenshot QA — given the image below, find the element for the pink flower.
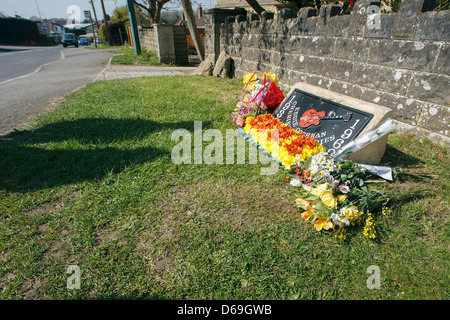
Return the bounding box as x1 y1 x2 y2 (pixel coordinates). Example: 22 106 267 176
236 114 245 127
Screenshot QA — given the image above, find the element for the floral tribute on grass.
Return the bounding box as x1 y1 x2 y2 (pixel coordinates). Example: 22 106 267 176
232 72 431 241
232 72 284 127
289 152 393 240
243 114 326 169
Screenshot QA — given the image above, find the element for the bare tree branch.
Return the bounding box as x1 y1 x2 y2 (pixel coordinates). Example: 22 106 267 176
245 0 266 15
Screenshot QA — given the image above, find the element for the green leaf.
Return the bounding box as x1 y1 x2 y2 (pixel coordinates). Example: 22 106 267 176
303 193 319 201
313 201 330 213
303 156 312 170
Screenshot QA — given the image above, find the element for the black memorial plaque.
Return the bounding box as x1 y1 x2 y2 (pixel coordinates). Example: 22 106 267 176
273 89 373 155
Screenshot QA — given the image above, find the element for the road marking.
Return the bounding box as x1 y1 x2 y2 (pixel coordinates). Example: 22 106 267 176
0 48 64 85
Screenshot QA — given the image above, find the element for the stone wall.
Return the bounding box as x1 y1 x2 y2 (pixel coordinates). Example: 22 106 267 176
139 24 189 65
204 0 450 146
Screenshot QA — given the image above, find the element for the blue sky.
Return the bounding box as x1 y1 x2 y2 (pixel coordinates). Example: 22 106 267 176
0 0 215 19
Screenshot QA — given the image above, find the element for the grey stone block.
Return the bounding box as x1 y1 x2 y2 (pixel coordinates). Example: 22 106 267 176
392 0 436 39
296 16 317 35
364 13 396 39
348 0 380 37
415 11 450 41
321 58 354 82
193 57 214 76
282 34 302 54
278 8 294 21
433 44 450 75
327 15 351 37
333 37 370 62
352 62 412 96
298 7 317 19
300 37 336 57
282 54 324 75
235 14 246 24
213 50 233 78
259 34 276 51
368 40 440 72
408 101 450 135
248 20 261 34
328 79 362 99
408 73 450 106
358 87 405 111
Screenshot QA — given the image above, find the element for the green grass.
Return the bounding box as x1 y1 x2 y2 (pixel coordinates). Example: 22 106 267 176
84 44 123 50
110 46 167 66
0 76 448 299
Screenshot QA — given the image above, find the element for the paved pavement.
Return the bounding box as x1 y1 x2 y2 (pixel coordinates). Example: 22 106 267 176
94 61 195 81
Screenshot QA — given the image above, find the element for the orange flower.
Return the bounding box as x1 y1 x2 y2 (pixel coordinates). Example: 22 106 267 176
244 114 324 164
296 198 313 212
301 211 313 221
296 198 314 221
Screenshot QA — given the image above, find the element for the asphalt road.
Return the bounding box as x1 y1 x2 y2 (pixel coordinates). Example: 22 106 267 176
0 45 113 135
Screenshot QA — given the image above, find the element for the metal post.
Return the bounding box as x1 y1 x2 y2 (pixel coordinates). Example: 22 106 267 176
126 0 141 55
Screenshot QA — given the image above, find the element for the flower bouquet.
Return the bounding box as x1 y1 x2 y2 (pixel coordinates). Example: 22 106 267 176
290 151 389 238
232 72 284 127
289 149 430 240
242 114 326 169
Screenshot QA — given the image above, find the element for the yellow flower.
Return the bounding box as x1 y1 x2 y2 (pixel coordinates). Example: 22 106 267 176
264 72 278 85
341 206 363 222
337 195 347 202
321 190 337 209
312 215 334 231
243 73 254 84
363 213 376 239
310 184 328 198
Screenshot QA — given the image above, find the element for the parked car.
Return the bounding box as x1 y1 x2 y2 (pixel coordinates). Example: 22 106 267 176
62 33 78 47
78 37 90 46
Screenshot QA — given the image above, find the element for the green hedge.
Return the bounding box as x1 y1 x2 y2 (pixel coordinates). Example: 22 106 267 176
0 17 43 45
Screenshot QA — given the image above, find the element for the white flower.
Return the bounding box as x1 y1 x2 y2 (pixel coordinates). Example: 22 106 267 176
290 178 301 187
331 213 350 226
375 118 396 136
326 160 335 171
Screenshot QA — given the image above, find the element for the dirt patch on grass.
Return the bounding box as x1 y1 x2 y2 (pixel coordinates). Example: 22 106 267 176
135 178 299 280
21 278 45 299
158 178 298 228
22 190 81 217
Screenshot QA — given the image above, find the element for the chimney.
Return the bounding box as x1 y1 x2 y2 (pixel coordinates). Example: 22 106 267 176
197 5 202 19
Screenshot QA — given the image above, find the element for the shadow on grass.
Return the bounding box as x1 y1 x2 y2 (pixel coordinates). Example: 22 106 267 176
379 144 424 167
0 118 210 192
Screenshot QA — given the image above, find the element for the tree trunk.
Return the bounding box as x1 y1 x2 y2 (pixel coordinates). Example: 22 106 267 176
155 4 163 24
180 0 205 61
245 0 266 15
100 0 110 44
150 0 157 23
